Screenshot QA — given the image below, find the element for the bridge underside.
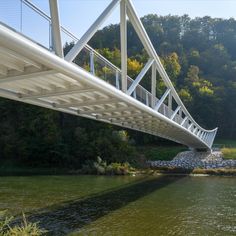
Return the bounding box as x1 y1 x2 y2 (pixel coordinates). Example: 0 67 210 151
0 24 213 150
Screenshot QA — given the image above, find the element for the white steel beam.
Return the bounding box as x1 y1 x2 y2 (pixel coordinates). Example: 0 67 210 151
98 112 147 120
151 62 156 108
146 91 149 106
193 127 198 135
200 131 205 140
54 98 118 108
127 58 154 95
0 65 7 76
0 46 41 69
188 123 193 131
90 51 95 74
202 132 207 141
198 131 202 138
0 23 216 150
65 0 120 62
126 0 211 141
170 106 181 120
78 105 129 115
0 70 56 84
197 129 201 137
0 55 24 72
49 0 63 57
120 0 127 92
205 133 210 145
115 70 120 89
21 87 94 99
154 88 171 111
0 88 20 97
181 116 188 126
0 70 55 84
209 130 217 148
168 92 172 110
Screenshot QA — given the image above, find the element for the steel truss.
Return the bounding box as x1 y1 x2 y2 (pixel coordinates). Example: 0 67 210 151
0 0 217 150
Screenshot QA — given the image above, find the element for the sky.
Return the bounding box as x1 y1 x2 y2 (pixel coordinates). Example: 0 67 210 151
36 0 236 37
1 0 236 47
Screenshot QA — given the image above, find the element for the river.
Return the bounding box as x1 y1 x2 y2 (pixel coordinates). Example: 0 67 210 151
0 175 235 235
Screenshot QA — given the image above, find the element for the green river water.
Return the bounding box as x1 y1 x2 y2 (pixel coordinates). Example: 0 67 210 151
0 175 235 235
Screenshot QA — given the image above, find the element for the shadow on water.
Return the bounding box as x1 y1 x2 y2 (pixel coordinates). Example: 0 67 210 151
27 175 183 235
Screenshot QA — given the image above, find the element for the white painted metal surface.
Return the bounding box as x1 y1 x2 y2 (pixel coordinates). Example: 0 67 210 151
0 0 217 150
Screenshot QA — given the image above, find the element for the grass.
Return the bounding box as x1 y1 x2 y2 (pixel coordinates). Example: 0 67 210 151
214 139 236 160
221 148 236 160
0 211 46 236
149 167 236 176
138 146 186 161
214 139 236 147
192 168 236 175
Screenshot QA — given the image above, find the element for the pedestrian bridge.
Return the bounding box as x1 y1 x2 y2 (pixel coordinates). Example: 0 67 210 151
0 0 217 150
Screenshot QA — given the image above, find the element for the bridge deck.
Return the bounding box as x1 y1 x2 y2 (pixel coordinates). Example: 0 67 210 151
0 23 215 150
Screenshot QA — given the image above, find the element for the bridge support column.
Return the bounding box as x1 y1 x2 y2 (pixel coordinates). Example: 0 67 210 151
151 62 156 108
90 51 95 74
168 92 172 111
49 0 63 57
120 0 127 92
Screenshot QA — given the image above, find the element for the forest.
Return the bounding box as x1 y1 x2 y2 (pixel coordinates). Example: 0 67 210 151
0 14 236 168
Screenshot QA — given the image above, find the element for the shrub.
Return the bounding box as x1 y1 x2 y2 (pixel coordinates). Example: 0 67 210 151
80 157 135 175
221 148 236 159
0 211 46 236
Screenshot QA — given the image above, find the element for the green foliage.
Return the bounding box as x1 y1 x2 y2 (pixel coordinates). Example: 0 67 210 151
179 88 192 103
1 14 236 168
96 47 121 67
0 211 45 236
199 86 214 96
89 14 236 138
215 139 236 147
80 156 135 175
0 101 136 168
221 148 236 160
162 52 181 83
0 211 13 234
138 146 186 161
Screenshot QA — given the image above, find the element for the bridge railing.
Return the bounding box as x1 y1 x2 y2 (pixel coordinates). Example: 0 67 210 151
0 0 217 148
0 0 52 49
0 0 174 112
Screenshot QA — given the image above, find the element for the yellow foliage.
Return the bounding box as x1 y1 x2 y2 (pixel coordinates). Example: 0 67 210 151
179 88 192 102
199 86 214 96
163 52 181 81
127 58 143 78
192 81 201 87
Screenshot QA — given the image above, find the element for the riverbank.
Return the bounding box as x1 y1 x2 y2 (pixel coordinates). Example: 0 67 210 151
1 163 235 177
148 167 236 176
1 145 236 177
148 150 236 176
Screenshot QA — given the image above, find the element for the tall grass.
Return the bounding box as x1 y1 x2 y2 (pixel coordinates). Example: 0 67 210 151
138 146 186 161
0 211 46 236
221 148 236 160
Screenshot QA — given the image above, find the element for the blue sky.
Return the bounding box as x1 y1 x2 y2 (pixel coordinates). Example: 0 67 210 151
35 0 236 37
1 0 236 47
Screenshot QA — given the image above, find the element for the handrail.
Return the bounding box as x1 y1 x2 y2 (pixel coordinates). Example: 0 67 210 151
22 0 154 108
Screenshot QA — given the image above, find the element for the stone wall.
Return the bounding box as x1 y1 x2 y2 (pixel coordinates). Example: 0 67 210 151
148 151 236 170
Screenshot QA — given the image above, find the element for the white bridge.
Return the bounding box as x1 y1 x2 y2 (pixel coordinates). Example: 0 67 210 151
0 0 217 151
